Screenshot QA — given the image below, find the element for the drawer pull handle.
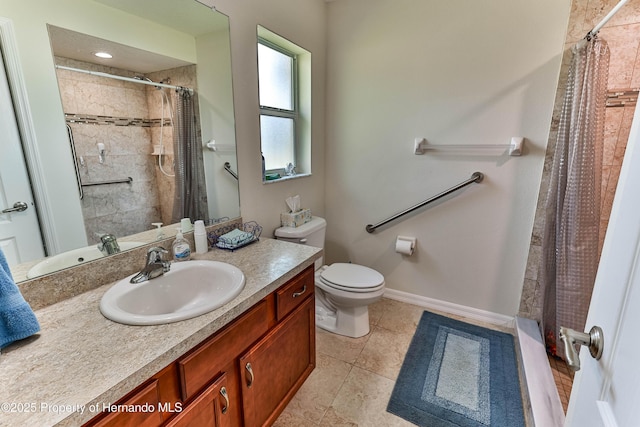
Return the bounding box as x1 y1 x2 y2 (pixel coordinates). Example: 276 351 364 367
220 386 229 414
245 362 254 388
292 285 307 298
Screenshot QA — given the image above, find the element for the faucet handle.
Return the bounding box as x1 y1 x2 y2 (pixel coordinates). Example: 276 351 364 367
146 246 168 263
148 246 167 252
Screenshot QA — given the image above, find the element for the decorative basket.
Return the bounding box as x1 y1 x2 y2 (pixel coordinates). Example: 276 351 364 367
207 221 262 251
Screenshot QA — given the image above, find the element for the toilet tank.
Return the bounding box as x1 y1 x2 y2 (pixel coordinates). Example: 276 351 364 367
274 216 326 268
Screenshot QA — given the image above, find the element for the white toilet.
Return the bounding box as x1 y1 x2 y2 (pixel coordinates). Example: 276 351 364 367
275 216 385 338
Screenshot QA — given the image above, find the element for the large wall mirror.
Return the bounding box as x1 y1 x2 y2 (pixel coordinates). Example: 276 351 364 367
2 0 239 282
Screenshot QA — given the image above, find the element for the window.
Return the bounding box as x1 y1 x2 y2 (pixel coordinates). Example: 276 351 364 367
257 26 311 182
258 40 297 174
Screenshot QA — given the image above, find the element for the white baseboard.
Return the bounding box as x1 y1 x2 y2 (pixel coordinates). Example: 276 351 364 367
383 288 515 328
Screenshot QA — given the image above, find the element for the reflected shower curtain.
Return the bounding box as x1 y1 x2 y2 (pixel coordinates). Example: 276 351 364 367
540 37 609 359
172 90 209 223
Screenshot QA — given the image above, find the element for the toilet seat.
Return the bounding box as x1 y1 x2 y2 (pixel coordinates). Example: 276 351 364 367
318 263 385 293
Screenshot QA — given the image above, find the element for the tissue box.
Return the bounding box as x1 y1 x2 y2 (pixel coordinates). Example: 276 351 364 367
280 209 311 227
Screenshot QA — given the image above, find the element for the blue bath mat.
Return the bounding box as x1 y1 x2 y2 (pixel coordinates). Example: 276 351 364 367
387 311 524 427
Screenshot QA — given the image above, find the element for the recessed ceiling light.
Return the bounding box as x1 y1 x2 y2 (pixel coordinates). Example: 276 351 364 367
94 52 112 59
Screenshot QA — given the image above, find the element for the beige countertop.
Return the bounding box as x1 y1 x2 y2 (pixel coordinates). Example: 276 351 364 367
0 238 321 427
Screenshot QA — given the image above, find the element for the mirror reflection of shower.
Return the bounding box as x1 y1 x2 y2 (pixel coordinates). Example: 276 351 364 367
50 29 203 243
134 75 175 178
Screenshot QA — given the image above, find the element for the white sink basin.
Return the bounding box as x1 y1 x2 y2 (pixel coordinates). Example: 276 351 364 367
26 242 145 278
100 260 245 325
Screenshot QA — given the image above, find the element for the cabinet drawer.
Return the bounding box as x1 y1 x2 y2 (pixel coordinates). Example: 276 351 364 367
178 300 269 401
276 265 314 321
88 380 163 427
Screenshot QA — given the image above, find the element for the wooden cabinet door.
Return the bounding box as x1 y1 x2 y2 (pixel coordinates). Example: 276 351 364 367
239 297 315 427
164 373 231 427
219 360 244 427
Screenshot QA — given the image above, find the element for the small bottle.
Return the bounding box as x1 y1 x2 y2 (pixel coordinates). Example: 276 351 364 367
152 222 164 240
172 228 191 261
194 220 208 254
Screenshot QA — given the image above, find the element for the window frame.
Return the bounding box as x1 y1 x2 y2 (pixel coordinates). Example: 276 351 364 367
258 37 299 176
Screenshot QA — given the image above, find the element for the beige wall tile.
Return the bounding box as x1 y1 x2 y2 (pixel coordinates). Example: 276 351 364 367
599 24 640 89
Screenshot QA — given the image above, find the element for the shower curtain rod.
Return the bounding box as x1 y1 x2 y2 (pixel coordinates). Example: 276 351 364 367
54 65 194 95
585 0 629 39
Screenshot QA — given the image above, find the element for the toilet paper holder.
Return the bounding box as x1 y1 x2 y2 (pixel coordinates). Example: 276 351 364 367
395 236 417 255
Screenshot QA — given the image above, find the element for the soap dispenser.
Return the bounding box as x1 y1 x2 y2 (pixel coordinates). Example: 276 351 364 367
172 228 191 261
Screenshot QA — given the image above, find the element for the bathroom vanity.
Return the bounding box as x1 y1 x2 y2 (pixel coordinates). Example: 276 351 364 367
86 266 315 427
0 235 321 427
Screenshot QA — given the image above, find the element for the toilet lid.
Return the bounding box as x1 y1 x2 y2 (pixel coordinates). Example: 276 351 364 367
320 263 384 290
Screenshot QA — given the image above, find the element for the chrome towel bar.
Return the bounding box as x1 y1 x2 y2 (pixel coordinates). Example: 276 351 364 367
365 172 484 233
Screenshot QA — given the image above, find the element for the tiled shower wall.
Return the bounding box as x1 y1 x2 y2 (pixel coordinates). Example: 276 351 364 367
518 0 640 320
55 58 198 244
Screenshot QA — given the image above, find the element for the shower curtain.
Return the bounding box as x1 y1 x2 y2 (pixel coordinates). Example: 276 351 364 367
540 37 609 359
172 89 209 223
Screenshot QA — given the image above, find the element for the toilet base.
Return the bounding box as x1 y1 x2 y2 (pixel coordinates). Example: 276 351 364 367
315 294 371 338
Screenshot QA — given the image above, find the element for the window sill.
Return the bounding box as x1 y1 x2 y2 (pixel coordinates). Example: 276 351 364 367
262 173 311 184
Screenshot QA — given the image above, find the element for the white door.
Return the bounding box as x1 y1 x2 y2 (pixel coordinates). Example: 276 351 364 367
565 100 640 426
0 49 44 266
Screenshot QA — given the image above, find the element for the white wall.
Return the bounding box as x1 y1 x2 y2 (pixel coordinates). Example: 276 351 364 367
201 0 327 233
196 28 241 219
325 0 570 316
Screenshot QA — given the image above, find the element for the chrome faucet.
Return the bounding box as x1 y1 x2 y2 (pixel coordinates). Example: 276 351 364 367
130 247 171 284
98 233 120 256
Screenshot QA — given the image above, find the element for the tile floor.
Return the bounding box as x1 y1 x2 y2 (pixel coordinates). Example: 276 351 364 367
273 297 516 427
548 355 574 413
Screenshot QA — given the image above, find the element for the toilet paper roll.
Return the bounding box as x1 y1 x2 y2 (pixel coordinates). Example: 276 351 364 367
395 236 416 256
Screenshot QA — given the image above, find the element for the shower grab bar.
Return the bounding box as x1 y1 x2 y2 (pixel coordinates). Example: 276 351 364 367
365 172 484 233
66 124 84 200
224 162 238 180
82 177 133 187
66 123 132 192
